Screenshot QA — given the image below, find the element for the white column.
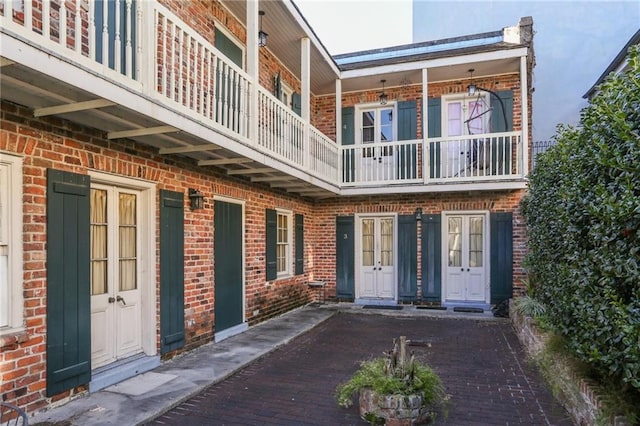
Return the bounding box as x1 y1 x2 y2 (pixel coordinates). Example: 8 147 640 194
520 55 529 177
336 78 342 185
422 68 429 184
141 1 155 95
301 37 311 168
247 1 260 144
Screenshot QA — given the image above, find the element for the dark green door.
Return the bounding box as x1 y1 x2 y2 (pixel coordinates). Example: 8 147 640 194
214 200 244 332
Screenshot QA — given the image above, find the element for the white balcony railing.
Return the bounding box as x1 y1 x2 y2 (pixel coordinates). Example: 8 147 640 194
1 0 525 190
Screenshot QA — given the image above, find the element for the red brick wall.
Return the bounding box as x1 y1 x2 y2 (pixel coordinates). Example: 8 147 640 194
0 99 316 413
312 191 527 300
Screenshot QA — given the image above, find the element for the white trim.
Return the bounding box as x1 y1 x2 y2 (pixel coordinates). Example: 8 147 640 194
520 55 529 176
0 153 24 335
354 213 398 302
87 170 157 358
213 194 247 329
441 211 490 304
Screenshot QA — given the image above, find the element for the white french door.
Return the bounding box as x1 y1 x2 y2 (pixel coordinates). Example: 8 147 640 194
90 184 143 369
444 214 487 302
358 106 396 181
358 216 395 299
443 96 489 177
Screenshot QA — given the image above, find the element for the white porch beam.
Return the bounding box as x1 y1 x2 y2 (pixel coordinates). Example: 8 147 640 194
227 167 273 175
198 158 253 166
34 99 116 117
159 145 220 155
108 125 178 140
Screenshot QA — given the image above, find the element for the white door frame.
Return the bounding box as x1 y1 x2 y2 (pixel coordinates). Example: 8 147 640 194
354 213 398 304
441 211 490 305
88 171 157 361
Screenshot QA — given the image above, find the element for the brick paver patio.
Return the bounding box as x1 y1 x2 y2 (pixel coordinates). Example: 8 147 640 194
148 312 573 425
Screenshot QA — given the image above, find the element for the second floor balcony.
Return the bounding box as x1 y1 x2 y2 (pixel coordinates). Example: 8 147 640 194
0 0 532 197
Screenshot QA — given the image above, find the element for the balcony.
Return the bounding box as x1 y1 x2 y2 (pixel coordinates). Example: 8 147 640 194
0 0 528 197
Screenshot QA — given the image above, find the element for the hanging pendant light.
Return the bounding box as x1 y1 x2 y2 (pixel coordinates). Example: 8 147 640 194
258 11 268 47
467 68 476 96
379 79 388 105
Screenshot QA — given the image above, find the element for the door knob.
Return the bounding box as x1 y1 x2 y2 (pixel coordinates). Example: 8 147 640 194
116 295 127 305
108 297 115 303
460 268 464 271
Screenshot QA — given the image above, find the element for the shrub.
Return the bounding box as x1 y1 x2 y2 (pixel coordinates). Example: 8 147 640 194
521 45 640 396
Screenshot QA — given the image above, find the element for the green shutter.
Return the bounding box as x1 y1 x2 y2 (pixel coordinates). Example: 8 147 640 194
273 71 282 98
214 27 243 67
490 91 514 175
336 216 355 299
341 107 355 183
160 190 185 354
46 169 91 396
491 90 513 132
421 214 442 302
490 212 513 304
397 101 417 180
398 215 417 301
292 92 302 116
427 98 442 179
295 214 304 275
265 209 277 281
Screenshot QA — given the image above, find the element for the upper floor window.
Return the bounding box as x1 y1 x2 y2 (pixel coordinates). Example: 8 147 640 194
0 153 24 335
214 27 244 68
444 94 490 137
358 105 395 144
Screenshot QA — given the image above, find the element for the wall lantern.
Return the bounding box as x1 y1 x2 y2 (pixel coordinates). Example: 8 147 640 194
188 188 205 210
379 79 388 105
414 207 423 221
258 11 268 47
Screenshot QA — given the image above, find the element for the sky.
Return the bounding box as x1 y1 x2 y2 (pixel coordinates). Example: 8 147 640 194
294 0 639 142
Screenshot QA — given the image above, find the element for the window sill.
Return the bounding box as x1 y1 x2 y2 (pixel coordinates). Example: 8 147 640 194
0 328 29 349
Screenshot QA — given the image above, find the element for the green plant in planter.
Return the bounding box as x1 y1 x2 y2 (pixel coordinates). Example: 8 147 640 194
336 336 447 424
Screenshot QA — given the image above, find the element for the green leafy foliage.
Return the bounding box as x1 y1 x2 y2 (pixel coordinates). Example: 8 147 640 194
521 45 640 399
335 336 446 409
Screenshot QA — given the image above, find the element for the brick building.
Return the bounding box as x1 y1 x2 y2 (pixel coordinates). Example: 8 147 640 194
0 0 534 415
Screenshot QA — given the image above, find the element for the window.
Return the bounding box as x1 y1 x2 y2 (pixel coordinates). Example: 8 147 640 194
276 210 292 276
358 106 395 144
0 154 23 335
443 95 489 137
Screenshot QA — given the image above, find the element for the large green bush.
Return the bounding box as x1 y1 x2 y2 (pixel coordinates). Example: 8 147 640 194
521 45 640 393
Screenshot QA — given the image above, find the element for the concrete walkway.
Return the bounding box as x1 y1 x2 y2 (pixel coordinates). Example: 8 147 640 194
30 304 571 425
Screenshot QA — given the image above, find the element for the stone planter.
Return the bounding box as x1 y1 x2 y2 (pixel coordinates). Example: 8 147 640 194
358 388 433 425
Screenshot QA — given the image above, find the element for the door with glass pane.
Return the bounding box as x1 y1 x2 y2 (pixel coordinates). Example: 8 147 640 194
359 107 395 181
444 97 488 177
90 184 142 369
445 214 486 302
359 216 395 299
